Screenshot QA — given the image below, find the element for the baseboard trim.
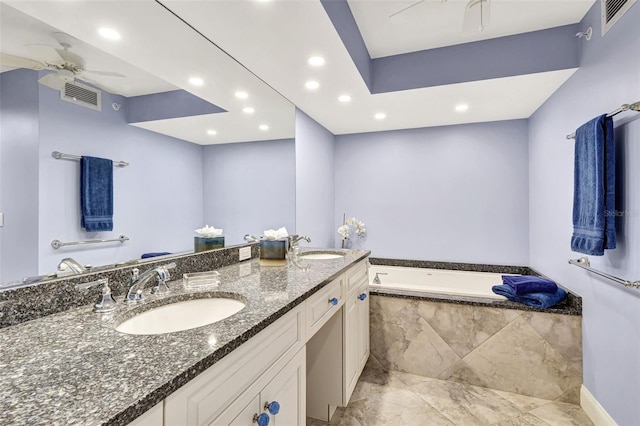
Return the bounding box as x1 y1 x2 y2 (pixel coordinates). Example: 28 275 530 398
581 385 618 426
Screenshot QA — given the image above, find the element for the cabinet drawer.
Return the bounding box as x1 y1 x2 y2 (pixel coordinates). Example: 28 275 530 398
345 260 368 296
305 276 343 339
164 305 305 426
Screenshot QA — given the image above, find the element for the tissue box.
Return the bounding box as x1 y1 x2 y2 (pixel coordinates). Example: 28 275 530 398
194 236 225 252
260 239 288 264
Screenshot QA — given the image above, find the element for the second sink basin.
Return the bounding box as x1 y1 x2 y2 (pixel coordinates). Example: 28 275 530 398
298 251 346 260
115 296 245 335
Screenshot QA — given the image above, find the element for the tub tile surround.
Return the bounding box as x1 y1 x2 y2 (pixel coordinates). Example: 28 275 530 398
0 243 260 328
0 249 371 425
370 296 583 404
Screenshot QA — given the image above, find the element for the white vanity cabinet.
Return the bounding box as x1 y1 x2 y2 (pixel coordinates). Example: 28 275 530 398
164 305 305 426
306 259 370 421
141 257 369 426
213 348 306 426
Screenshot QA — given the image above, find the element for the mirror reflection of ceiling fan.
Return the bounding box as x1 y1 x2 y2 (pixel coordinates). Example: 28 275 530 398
0 32 125 93
390 0 492 33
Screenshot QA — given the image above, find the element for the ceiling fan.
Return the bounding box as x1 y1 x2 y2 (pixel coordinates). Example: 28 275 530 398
390 0 492 32
0 32 125 93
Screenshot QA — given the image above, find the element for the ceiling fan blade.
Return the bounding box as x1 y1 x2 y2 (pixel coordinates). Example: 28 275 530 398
84 70 126 78
0 53 47 70
389 0 425 19
26 44 64 63
38 72 68 90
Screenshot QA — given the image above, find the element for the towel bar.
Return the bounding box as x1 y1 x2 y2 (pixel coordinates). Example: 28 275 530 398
51 234 129 249
52 151 129 167
566 101 640 139
568 257 640 289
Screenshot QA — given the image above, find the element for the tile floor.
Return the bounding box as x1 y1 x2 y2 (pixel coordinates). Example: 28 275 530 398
307 360 594 426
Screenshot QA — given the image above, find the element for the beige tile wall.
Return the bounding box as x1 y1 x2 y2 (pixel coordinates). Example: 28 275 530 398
370 296 582 404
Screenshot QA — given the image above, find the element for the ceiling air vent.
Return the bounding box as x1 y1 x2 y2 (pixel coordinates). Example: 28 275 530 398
602 0 637 35
60 81 102 111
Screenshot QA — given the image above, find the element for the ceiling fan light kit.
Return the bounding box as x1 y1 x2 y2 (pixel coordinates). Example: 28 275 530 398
463 0 491 32
2 31 124 96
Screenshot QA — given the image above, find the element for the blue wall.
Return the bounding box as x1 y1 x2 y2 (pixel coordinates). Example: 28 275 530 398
202 139 296 246
0 69 205 279
529 2 640 424
0 69 40 282
295 109 336 248
334 119 530 264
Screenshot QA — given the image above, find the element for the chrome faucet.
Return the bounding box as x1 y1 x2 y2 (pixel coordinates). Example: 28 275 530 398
373 272 388 284
126 262 176 302
57 257 89 274
244 234 260 243
287 235 311 257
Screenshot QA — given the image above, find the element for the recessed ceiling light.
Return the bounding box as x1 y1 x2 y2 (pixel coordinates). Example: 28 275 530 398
308 56 325 66
243 107 255 114
259 124 269 131
189 77 204 86
97 27 121 40
338 95 351 103
305 80 320 90
235 91 249 99
207 129 217 136
455 104 469 112
374 112 386 120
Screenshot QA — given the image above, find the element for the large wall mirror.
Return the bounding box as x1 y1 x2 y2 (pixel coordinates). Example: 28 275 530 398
0 1 296 288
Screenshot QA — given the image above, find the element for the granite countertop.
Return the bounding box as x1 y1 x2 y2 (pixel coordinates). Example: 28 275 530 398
0 249 370 426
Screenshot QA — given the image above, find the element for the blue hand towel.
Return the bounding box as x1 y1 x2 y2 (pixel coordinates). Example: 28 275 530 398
571 115 616 256
80 156 113 232
492 284 567 309
141 252 171 259
502 275 558 295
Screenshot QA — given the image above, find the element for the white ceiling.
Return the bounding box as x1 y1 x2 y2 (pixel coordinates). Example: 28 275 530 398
348 0 595 58
0 1 295 145
162 0 584 135
0 2 175 97
1 0 594 141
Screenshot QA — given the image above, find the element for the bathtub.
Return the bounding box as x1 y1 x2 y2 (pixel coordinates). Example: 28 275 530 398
369 265 510 300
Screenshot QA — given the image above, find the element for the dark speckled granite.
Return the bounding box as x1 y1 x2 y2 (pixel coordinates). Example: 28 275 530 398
0 248 370 426
0 243 260 329
369 257 534 275
368 258 581 316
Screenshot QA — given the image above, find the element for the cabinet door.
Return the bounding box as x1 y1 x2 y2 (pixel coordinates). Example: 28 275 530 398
356 282 370 371
261 348 306 426
343 290 359 401
227 395 261 426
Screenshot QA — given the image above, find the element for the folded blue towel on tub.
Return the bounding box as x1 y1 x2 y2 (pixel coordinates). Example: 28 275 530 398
502 275 558 295
491 285 567 309
571 114 616 256
81 156 113 232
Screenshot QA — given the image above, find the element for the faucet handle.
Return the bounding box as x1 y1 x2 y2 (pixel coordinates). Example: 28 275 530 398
75 278 117 313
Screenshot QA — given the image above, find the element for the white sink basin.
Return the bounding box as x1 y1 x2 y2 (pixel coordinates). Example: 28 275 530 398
298 252 345 260
115 297 245 335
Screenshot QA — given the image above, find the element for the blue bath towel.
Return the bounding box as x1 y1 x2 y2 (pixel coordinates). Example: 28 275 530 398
80 156 113 232
571 115 616 256
502 275 558 295
492 284 567 309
